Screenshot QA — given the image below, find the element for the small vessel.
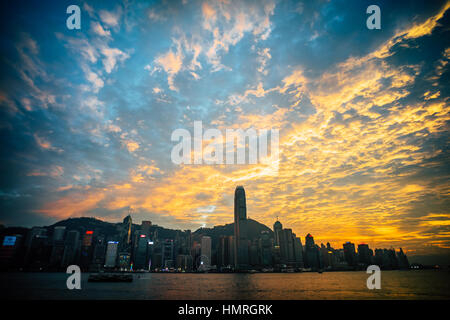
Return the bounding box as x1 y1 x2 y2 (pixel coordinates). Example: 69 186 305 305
88 273 133 282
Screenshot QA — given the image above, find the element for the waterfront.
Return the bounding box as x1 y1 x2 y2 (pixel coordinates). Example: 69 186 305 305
0 270 448 300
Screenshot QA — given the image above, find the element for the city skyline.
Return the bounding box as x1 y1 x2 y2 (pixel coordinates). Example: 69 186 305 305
0 185 414 272
0 185 420 268
0 0 449 261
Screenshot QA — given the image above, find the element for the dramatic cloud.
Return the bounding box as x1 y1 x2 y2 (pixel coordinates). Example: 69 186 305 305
0 0 449 259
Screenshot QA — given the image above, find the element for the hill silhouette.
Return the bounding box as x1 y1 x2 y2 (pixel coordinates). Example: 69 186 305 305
44 217 274 244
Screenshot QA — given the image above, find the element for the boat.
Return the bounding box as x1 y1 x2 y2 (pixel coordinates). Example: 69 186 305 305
88 273 133 282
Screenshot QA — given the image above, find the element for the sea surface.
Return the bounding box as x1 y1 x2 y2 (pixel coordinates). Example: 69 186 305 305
0 270 449 300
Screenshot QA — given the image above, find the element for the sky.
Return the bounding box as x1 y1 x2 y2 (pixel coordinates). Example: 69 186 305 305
0 0 449 258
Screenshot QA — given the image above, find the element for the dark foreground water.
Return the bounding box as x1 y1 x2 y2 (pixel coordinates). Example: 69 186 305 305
0 270 449 300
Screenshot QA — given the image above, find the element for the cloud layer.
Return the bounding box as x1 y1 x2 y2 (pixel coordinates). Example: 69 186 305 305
0 0 449 257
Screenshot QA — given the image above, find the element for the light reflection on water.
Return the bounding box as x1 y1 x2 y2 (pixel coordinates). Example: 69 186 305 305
1 270 449 300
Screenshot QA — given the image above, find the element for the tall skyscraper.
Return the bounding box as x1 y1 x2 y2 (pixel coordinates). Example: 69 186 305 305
357 243 372 265
259 231 272 267
105 241 119 268
278 228 294 265
61 230 80 268
80 230 94 270
52 226 66 243
200 236 211 268
134 234 149 270
273 220 282 248
343 242 357 266
304 233 320 269
218 235 235 269
292 234 304 268
162 239 174 269
234 186 249 270
91 235 106 270
24 227 47 264
50 226 66 269
123 215 132 247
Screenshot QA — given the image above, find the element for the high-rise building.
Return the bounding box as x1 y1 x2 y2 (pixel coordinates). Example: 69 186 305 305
201 236 211 268
320 243 333 268
234 186 249 270
259 231 272 267
279 228 294 266
122 214 132 249
191 241 201 270
217 235 235 269
80 230 94 270
397 248 409 269
134 234 149 270
104 241 119 268
292 235 304 268
0 235 24 271
24 227 47 264
357 243 372 265
91 235 106 270
26 234 50 270
61 230 80 268
343 242 357 266
273 220 282 247
50 227 66 270
304 233 320 269
162 239 174 269
52 226 66 243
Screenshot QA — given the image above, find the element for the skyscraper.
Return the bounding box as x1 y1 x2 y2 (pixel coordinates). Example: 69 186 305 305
259 231 272 267
201 236 211 269
50 227 66 270
292 235 304 268
80 230 94 270
234 186 249 270
52 226 66 243
134 234 149 270
343 242 357 266
91 235 106 271
273 220 282 247
61 230 80 268
357 243 372 265
304 233 320 269
162 239 174 269
105 241 119 268
218 235 235 269
279 228 294 265
123 215 132 247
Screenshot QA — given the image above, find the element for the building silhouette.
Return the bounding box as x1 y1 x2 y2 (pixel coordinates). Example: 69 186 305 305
304 233 320 269
104 241 118 268
200 236 211 269
343 242 357 266
234 186 249 270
